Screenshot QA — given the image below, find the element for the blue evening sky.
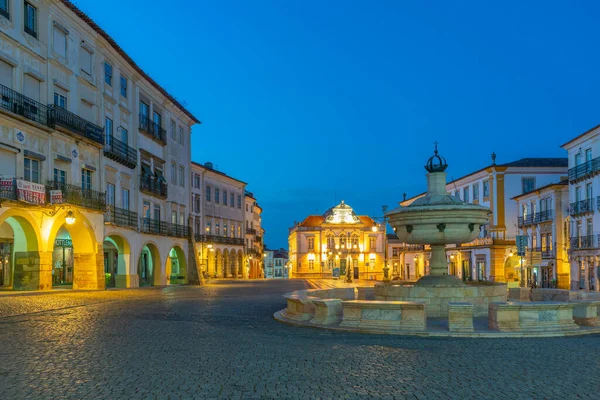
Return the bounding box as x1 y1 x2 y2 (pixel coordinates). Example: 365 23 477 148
80 0 600 249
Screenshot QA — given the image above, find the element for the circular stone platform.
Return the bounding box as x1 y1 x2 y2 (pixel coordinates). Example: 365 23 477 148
374 282 507 317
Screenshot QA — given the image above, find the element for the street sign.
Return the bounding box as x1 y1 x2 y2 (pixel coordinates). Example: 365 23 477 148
516 235 528 257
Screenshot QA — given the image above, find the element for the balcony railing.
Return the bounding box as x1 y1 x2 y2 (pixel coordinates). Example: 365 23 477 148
570 235 595 250
0 83 50 127
194 234 244 245
246 228 257 235
48 104 104 146
139 175 167 198
104 136 137 169
138 114 166 145
46 181 106 211
569 157 600 182
519 210 554 227
541 248 555 258
105 206 138 230
570 199 594 216
140 218 188 238
246 248 259 256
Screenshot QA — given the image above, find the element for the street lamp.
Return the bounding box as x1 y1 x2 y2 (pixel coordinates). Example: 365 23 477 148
65 210 76 225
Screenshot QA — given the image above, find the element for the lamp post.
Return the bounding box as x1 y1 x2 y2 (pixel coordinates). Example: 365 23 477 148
371 205 389 282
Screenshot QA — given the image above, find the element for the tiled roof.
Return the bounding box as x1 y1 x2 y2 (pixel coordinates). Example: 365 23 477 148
511 179 569 200
191 161 247 185
298 216 325 227
499 158 568 168
60 0 200 124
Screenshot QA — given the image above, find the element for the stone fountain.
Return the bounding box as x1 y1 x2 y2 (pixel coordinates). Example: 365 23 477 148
377 145 507 317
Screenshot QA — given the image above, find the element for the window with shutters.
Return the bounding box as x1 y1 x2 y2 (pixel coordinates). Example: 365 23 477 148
178 127 183 145
80 47 92 76
178 166 184 187
106 183 115 206
80 100 93 122
53 26 67 58
23 74 40 102
0 59 13 89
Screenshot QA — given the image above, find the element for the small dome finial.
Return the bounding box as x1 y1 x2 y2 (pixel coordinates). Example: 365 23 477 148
491 152 496 165
425 141 448 173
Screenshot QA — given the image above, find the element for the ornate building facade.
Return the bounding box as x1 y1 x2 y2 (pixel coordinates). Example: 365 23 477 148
288 201 385 280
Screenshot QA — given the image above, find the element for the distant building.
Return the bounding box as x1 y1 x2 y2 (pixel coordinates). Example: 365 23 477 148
401 155 568 283
245 192 264 278
190 162 246 278
273 249 289 279
288 201 385 280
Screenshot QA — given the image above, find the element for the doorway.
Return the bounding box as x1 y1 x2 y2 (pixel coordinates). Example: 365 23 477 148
353 259 359 280
52 231 74 287
0 241 12 288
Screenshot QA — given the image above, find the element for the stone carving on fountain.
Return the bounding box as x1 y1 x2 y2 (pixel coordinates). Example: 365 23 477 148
385 143 491 287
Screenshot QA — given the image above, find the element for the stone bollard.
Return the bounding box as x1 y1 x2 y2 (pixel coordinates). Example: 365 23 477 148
448 302 474 332
312 299 343 325
571 301 600 326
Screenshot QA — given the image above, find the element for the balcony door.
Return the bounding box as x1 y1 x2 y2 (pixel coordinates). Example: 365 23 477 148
586 148 592 162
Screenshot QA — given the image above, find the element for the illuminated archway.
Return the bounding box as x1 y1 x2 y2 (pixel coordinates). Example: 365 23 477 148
223 249 230 278
237 250 244 277
103 233 131 288
215 249 222 278
166 245 187 284
0 209 42 290
138 242 161 286
45 210 100 290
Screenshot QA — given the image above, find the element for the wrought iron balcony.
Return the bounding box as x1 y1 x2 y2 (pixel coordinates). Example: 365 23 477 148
569 157 600 182
48 105 104 146
517 214 533 227
570 235 595 250
105 206 138 230
139 175 167 199
194 234 244 245
541 248 555 258
0 178 17 202
570 199 594 216
46 180 106 211
246 228 257 235
534 210 553 223
138 114 166 145
0 83 50 127
104 136 137 169
139 218 188 238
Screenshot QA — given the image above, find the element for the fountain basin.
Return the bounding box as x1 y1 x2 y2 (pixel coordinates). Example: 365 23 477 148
374 282 507 317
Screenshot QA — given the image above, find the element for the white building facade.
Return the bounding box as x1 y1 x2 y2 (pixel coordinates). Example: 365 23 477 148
0 0 199 290
561 125 600 291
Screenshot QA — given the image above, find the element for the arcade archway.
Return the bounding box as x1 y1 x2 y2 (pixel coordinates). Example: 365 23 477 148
166 246 187 284
138 242 160 286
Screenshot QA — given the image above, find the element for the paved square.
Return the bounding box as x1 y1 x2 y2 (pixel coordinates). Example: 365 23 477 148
0 280 597 399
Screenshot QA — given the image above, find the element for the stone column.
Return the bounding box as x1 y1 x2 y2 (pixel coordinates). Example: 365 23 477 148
584 257 590 291
73 252 104 290
13 251 53 290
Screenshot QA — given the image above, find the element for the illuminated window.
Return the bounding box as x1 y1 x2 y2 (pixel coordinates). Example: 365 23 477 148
308 259 314 270
369 237 376 250
307 237 314 250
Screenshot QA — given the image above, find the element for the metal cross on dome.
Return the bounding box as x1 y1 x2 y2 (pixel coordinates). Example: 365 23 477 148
434 140 439 154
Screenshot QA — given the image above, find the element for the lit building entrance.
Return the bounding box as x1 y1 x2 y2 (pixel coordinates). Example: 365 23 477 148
138 243 159 286
52 227 74 287
0 240 12 288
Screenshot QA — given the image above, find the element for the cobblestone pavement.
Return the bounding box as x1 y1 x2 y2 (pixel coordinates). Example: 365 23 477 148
0 280 599 399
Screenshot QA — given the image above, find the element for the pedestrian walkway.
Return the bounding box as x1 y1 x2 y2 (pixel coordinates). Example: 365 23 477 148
305 278 375 289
